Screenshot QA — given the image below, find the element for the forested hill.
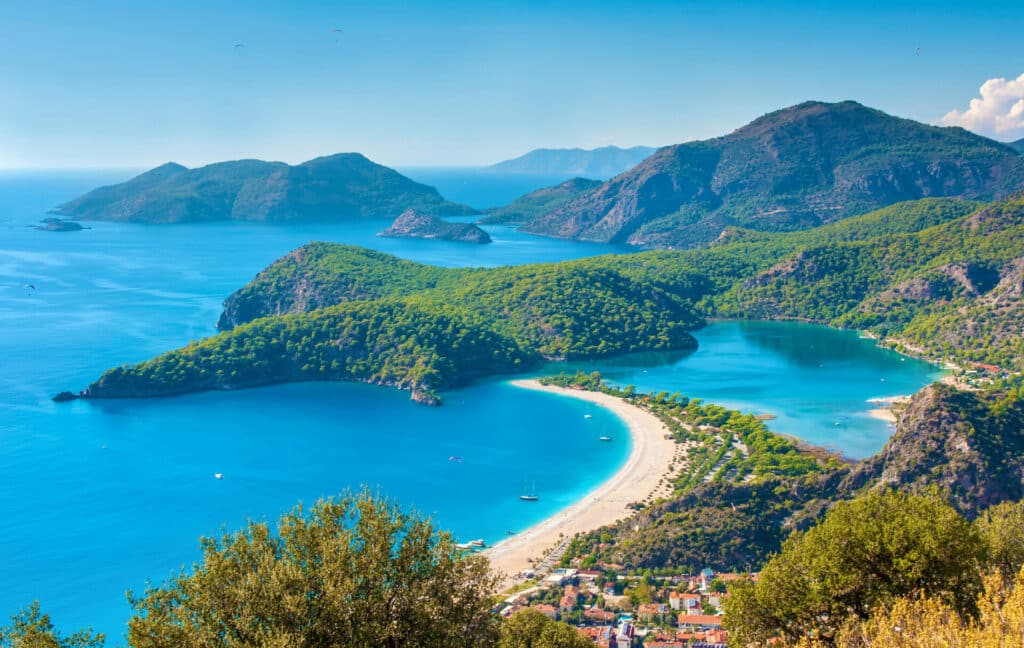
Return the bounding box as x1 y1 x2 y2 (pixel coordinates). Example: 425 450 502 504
479 177 602 225
520 101 1024 248
84 255 704 403
77 194 1024 402
54 153 476 223
842 382 1024 516
1012 138 1024 153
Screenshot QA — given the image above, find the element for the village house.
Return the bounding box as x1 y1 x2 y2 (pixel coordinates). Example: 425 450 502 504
577 569 603 582
577 625 614 647
546 568 578 586
560 594 576 614
637 603 670 623
532 603 558 620
584 607 616 624
614 620 634 648
670 592 701 612
677 614 723 631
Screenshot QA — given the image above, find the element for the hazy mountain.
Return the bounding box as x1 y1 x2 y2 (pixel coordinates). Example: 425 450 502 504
479 177 602 225
520 101 1024 248
486 145 656 179
54 153 476 223
1011 138 1024 153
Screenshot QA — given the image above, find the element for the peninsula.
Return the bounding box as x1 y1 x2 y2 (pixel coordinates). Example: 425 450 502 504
66 193 1024 404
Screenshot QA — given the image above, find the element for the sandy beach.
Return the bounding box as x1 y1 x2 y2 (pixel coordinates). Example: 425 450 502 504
484 380 679 589
867 408 897 423
866 395 911 423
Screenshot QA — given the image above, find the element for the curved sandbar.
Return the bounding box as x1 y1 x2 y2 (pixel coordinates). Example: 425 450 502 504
484 379 677 587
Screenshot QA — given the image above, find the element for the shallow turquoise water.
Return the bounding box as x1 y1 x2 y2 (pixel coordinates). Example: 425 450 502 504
0 171 940 640
548 320 944 459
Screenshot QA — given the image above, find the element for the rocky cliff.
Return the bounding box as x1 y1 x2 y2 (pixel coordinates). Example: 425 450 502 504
378 209 491 243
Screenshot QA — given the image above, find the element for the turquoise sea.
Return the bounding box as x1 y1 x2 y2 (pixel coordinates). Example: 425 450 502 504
0 170 939 640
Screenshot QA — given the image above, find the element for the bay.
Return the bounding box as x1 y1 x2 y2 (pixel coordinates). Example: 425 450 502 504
0 170 940 639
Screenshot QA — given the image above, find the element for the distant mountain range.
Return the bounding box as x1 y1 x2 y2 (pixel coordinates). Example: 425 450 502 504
1012 138 1024 153
54 153 476 224
518 101 1024 248
485 145 656 179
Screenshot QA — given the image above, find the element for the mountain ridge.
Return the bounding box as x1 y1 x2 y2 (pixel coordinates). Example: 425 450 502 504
520 100 1024 248
54 153 476 223
486 145 656 178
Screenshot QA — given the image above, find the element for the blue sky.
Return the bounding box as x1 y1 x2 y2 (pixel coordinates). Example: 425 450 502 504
1 0 1022 168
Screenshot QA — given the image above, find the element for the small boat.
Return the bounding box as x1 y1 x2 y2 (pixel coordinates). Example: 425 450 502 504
583 414 593 419
455 542 474 550
520 477 539 501
468 539 485 547
505 530 516 535
214 473 224 480
599 436 612 442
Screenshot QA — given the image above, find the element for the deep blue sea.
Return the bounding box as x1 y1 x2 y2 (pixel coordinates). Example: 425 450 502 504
0 170 940 641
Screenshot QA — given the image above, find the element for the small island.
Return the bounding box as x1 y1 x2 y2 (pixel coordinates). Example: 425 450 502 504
33 217 87 232
378 209 491 244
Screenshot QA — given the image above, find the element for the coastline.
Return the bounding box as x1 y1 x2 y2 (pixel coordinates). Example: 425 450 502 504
866 395 911 424
484 379 679 589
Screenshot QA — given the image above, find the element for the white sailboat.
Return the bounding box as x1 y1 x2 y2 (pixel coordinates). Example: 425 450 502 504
519 477 539 501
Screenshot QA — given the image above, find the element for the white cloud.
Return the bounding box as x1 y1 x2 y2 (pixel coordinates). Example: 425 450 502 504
941 73 1024 141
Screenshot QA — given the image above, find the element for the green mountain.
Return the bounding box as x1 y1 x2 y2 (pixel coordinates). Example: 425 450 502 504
84 250 703 403
705 196 1024 369
520 101 1024 248
378 209 491 243
1012 138 1024 154
486 145 656 178
479 177 602 225
842 383 1024 515
75 194 1024 404
54 153 476 223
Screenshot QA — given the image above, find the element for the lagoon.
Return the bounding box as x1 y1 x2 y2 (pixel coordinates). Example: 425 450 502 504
0 171 939 639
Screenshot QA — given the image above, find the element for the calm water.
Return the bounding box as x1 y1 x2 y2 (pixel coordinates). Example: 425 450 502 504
398 167 578 209
0 171 939 640
550 320 943 459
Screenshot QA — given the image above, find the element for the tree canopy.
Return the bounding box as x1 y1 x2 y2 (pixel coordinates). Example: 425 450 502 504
723 490 986 645
126 491 498 648
497 609 592 648
0 603 103 648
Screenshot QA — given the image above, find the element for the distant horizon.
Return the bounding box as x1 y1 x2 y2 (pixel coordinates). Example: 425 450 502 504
1 107 1020 173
